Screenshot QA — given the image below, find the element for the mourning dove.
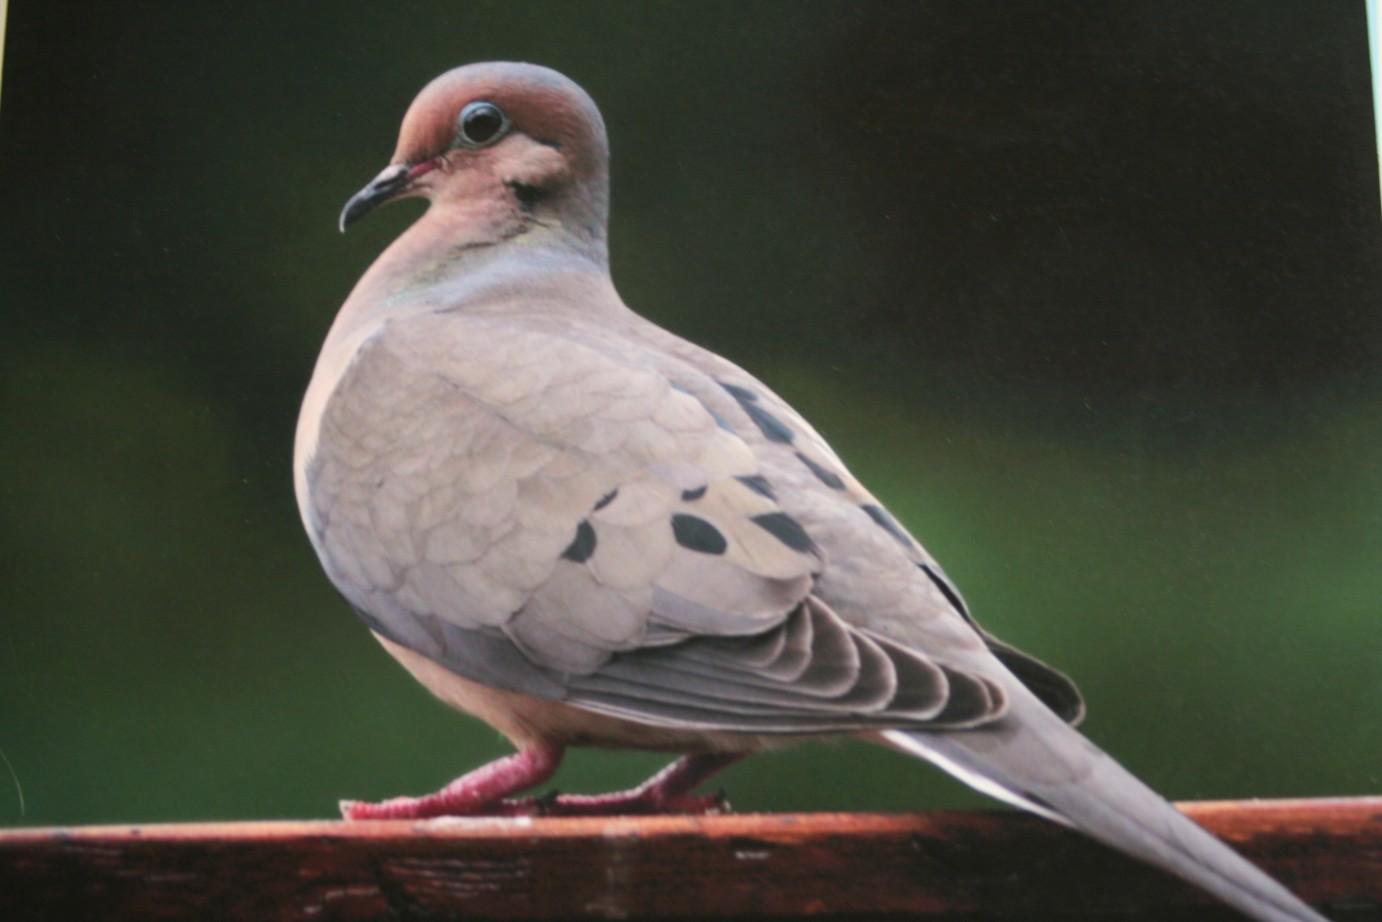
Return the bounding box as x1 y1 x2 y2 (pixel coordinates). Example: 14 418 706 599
295 62 1326 921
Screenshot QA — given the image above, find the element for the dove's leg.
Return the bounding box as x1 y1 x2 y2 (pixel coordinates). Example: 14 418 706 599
340 743 564 820
511 752 742 816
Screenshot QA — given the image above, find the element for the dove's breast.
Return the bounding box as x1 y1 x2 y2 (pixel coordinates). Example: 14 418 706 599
294 320 389 543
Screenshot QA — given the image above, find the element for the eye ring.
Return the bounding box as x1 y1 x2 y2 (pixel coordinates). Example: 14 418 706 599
455 101 509 148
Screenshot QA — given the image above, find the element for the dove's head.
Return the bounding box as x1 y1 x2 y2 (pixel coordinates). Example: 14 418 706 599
340 62 610 256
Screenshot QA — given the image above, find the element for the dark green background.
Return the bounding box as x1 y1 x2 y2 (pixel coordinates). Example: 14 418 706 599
2 2 1378 826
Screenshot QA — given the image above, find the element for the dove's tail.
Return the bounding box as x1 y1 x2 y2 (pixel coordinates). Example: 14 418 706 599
884 688 1327 922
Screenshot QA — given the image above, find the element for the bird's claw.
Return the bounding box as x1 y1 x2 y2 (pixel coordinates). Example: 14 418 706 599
496 788 562 816
670 787 732 816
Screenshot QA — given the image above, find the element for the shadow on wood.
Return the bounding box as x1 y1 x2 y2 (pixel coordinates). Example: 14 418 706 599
1 798 1378 920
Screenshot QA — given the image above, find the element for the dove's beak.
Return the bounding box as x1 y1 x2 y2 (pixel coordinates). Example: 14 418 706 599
340 161 441 232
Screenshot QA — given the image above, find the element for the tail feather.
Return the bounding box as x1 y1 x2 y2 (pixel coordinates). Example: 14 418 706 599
884 688 1327 922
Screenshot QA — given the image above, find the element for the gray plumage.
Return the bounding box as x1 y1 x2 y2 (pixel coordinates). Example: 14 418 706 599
295 62 1327 921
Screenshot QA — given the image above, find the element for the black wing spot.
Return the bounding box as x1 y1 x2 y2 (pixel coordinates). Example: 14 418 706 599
680 485 707 502
861 503 915 550
743 403 794 444
720 380 794 443
735 474 776 500
672 514 728 555
919 562 970 620
750 512 817 553
593 489 618 511
561 520 597 563
671 382 734 431
708 409 734 431
719 381 758 402
796 451 845 490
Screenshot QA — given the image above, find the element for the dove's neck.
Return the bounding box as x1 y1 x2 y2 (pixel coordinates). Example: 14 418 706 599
327 198 615 348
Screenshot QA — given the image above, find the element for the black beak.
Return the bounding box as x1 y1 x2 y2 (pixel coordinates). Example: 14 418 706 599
339 164 412 232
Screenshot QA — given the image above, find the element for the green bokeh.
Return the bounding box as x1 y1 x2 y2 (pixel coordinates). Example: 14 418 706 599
1 2 1378 826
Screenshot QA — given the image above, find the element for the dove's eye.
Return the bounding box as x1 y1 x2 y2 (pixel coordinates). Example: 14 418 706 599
456 101 509 148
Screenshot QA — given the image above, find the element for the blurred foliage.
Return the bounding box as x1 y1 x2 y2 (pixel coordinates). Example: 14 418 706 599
1 2 1378 826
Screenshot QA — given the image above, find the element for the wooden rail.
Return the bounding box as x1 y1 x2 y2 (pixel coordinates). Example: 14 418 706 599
1 798 1378 920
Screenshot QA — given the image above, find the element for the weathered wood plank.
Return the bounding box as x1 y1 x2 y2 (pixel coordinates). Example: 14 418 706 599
1 798 1378 920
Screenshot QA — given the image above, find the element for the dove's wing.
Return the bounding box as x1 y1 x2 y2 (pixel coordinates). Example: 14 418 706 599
619 317 1087 724
303 308 1016 733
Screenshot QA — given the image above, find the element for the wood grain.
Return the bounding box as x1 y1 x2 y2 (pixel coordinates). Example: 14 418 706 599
1 798 1378 920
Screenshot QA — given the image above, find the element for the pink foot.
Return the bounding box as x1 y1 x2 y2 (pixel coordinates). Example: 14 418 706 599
341 744 562 820
506 752 741 817
514 787 731 816
340 749 741 820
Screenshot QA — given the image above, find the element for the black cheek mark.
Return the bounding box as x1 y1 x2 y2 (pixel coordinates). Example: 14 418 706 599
534 137 563 150
506 180 546 211
735 474 776 500
561 520 597 563
920 563 971 620
593 489 618 511
680 485 707 501
861 503 915 550
750 512 817 553
796 452 845 490
719 381 794 444
672 514 728 555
